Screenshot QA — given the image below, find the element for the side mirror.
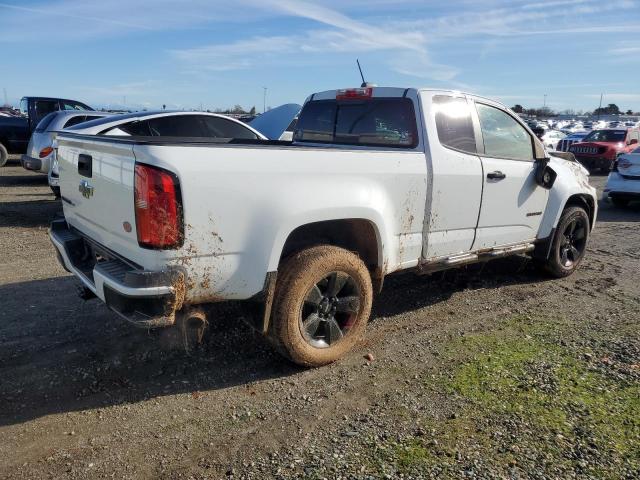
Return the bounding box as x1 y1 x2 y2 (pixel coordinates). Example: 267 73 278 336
629 138 638 145
535 157 557 190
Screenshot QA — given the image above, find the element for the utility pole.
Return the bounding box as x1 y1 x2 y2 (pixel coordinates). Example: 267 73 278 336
263 87 267 114
543 94 547 109
2 88 8 107
597 93 603 120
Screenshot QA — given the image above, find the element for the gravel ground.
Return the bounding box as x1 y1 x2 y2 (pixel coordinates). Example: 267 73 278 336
1 157 638 479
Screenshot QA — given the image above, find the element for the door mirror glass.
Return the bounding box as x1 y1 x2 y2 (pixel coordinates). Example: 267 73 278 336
535 158 557 189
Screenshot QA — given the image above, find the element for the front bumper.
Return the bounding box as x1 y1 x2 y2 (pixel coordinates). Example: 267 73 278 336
49 219 184 327
21 154 42 172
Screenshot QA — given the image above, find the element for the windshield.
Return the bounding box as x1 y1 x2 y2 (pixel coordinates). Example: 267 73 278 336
583 130 626 142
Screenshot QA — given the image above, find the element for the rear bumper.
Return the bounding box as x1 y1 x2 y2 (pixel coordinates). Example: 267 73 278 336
574 155 613 169
602 172 640 201
49 219 184 328
21 154 42 172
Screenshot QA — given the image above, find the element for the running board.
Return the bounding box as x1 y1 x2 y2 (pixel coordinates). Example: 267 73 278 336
418 243 535 274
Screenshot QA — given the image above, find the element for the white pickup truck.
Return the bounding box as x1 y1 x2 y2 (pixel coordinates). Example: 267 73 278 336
50 86 597 366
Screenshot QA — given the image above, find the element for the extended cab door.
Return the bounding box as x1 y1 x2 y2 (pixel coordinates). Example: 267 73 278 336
421 93 484 259
471 101 548 249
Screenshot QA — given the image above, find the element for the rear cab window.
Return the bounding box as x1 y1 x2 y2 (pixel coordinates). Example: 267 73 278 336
294 96 418 148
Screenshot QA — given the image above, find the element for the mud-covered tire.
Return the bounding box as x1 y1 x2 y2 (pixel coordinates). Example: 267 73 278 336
0 143 8 167
270 245 373 367
542 206 590 278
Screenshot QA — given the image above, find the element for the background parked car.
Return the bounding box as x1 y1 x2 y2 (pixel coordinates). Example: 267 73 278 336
569 128 640 172
556 131 589 152
603 146 640 206
20 111 115 197
0 96 92 166
247 103 301 140
541 129 567 150
67 111 267 140
22 110 113 174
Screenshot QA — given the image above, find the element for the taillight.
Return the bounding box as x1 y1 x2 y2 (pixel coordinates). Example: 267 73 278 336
39 146 54 158
134 163 183 249
336 87 373 100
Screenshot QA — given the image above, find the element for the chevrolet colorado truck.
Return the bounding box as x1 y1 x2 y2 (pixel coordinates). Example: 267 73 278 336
50 86 597 366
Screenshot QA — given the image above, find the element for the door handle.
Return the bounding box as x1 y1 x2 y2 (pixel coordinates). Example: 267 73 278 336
487 171 506 180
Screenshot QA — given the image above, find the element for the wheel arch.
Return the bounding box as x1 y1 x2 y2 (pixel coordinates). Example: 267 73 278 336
563 193 596 230
278 218 383 271
534 193 595 260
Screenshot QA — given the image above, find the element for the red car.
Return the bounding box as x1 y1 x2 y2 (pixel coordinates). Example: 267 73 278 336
569 128 640 172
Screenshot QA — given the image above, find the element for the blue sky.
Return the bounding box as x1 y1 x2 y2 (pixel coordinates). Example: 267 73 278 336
1 0 639 112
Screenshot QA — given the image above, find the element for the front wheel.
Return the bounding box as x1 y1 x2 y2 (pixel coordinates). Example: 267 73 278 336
542 206 590 278
270 245 373 367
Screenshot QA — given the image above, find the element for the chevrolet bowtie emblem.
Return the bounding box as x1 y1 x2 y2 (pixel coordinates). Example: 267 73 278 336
79 179 94 199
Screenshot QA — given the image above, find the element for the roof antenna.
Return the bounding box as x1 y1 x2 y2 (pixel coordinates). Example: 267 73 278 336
357 59 376 88
357 59 366 87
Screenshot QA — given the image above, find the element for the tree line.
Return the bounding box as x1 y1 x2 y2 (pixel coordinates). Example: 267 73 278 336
511 104 639 117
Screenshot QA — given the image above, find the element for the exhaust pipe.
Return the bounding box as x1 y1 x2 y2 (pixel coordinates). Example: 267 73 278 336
176 307 208 353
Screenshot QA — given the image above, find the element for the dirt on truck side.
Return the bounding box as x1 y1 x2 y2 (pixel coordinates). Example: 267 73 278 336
1 160 639 479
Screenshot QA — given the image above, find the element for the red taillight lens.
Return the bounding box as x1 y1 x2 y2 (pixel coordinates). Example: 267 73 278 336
336 87 373 100
39 146 54 158
134 163 183 249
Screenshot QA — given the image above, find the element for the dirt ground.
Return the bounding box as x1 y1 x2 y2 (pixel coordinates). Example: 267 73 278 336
1 157 638 479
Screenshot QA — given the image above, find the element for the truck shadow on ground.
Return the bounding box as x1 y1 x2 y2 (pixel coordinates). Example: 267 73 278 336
0 199 62 228
0 172 49 188
0 256 547 427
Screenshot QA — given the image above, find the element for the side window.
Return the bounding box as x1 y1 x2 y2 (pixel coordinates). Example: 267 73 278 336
119 120 152 136
20 98 28 115
62 101 84 111
146 115 207 137
34 100 59 123
476 103 534 161
200 116 258 139
433 95 477 153
63 116 87 128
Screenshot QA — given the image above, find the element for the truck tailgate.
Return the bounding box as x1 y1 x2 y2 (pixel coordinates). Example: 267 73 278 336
57 136 141 262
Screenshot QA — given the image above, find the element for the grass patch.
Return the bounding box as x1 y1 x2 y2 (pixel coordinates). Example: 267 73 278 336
373 316 640 478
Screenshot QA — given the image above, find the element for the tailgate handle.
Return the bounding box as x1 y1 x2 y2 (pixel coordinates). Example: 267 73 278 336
78 154 92 178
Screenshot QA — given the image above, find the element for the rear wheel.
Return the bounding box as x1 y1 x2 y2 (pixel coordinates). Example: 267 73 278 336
0 143 8 167
542 206 590 278
270 245 373 367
